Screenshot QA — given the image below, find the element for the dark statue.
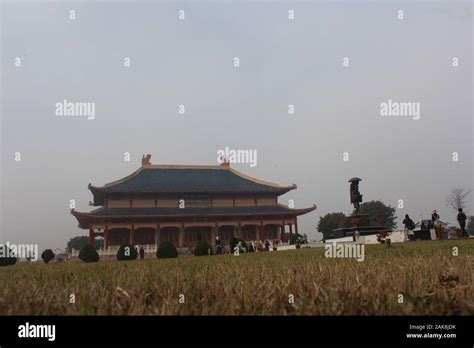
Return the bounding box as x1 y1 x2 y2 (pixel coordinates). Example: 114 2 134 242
322 177 389 241
349 177 363 214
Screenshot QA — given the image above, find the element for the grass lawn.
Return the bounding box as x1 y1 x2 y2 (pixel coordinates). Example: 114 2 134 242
0 239 473 315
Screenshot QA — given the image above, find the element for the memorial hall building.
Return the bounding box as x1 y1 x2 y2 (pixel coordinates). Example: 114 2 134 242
71 156 316 250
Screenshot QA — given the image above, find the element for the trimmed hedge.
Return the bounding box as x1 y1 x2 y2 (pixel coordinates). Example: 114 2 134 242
117 244 138 261
0 245 17 267
194 240 212 256
41 249 55 264
156 241 178 259
78 244 99 263
289 233 305 245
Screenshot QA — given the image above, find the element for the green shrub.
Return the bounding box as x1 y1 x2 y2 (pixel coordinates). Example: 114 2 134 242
117 244 138 261
156 241 178 259
78 244 99 263
194 240 213 256
0 245 17 267
289 233 305 245
41 249 55 264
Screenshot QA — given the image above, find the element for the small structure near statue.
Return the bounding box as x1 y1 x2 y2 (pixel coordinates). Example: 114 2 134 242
323 177 391 241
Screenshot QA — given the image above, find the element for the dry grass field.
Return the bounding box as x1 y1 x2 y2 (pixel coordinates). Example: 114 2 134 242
0 239 473 315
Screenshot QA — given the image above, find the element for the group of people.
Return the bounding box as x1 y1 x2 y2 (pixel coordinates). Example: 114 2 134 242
403 208 469 240
215 236 272 254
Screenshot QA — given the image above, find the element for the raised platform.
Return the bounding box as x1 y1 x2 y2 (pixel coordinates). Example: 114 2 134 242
323 214 390 241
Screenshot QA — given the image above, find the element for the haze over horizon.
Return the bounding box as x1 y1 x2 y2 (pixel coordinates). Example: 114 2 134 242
1 1 472 251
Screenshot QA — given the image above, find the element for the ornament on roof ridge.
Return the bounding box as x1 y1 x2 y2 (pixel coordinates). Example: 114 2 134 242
141 154 152 166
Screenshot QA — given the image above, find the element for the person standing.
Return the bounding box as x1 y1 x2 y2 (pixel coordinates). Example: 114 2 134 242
230 236 238 254
215 236 222 255
403 214 415 241
431 209 440 224
139 246 145 260
354 229 360 242
457 208 468 237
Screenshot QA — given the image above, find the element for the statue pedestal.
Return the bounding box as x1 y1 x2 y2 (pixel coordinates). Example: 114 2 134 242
323 213 390 241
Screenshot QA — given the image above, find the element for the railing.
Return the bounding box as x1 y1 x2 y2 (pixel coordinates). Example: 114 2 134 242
69 242 296 258
70 244 157 257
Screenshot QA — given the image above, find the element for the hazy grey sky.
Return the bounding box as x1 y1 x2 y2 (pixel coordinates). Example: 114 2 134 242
1 0 472 251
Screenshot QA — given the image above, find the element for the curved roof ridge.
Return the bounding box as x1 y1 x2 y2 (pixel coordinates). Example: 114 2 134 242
91 165 224 190
146 164 222 169
229 168 295 189
96 167 144 189
88 163 296 194
71 204 317 218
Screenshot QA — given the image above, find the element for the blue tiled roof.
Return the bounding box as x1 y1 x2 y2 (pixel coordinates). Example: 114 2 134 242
94 166 291 193
91 206 296 216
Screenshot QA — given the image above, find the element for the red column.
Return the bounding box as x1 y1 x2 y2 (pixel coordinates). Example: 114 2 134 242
295 218 299 235
259 223 264 241
130 224 135 246
104 224 109 249
280 224 285 241
88 225 94 245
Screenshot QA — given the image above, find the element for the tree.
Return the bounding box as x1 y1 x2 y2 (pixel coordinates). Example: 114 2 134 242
289 234 307 245
67 236 103 251
446 188 472 212
467 216 474 236
358 200 397 229
317 212 346 235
